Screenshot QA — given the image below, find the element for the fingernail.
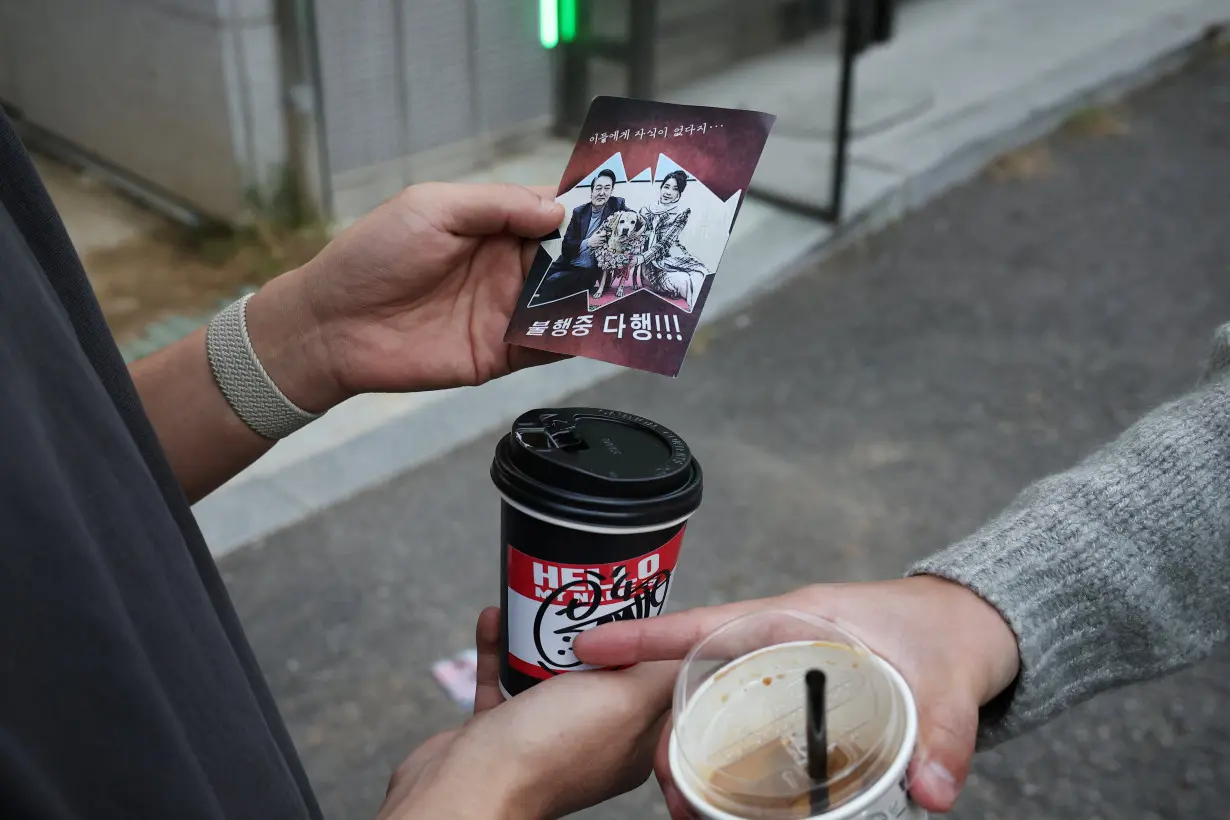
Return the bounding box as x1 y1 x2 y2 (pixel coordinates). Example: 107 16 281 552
540 196 559 211
924 760 958 803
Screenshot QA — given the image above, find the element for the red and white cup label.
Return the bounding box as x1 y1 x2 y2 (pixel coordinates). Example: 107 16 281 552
506 526 685 681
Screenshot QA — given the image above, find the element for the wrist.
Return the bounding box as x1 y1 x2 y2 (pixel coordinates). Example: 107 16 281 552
381 733 539 820
404 783 538 820
909 574 1020 704
432 726 546 820
243 268 348 414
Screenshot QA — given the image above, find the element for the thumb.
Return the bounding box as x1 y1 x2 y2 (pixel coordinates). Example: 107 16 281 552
472 607 505 714
420 182 564 239
573 597 784 667
905 691 979 813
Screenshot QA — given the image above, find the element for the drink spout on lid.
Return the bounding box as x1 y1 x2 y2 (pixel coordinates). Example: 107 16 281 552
544 418 587 451
515 416 588 452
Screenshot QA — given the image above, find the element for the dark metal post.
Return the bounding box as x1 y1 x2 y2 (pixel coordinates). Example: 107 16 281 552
784 0 834 38
824 0 892 222
277 0 333 224
871 0 895 43
554 1 657 131
629 0 658 100
811 0 835 29
751 0 895 225
825 0 863 223
556 1 591 136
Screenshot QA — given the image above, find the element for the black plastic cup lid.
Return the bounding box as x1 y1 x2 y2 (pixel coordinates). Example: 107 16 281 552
491 407 703 529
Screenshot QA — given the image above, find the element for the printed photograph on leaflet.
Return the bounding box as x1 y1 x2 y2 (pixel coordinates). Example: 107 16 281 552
505 96 775 377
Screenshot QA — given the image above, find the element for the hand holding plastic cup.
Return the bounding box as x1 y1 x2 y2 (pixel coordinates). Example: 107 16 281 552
669 610 927 820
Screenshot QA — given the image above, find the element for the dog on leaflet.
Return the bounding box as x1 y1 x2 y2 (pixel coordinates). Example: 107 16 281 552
592 211 647 300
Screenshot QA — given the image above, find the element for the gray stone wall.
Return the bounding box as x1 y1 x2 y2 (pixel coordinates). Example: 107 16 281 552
0 0 287 222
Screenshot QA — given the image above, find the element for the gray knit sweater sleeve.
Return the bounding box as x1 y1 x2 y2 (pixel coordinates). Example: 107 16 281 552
908 323 1230 749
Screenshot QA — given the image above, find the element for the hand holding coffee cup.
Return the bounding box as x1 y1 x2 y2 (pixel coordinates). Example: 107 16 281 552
575 576 1021 816
379 607 678 820
393 406 698 820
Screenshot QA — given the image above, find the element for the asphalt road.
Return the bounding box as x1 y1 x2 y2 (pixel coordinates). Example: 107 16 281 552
219 52 1230 820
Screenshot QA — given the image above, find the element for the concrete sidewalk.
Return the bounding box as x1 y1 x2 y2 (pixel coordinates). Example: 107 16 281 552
194 0 1229 556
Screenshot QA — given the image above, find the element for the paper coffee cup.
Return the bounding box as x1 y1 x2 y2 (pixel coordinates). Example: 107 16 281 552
490 407 703 697
669 610 926 820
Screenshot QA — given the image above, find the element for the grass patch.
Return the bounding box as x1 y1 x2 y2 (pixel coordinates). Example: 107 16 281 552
1201 22 1228 53
1061 104 1130 138
987 142 1055 182
87 168 331 344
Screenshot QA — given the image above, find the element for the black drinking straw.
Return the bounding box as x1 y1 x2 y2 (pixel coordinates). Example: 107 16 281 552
806 669 830 815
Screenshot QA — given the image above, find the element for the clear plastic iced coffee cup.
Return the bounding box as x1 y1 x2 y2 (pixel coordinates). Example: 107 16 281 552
669 610 927 820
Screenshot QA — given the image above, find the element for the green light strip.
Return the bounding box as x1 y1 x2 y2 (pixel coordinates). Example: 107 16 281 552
560 0 577 42
539 0 559 49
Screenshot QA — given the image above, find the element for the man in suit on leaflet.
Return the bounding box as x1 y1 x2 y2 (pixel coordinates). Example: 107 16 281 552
530 168 629 305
